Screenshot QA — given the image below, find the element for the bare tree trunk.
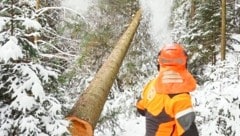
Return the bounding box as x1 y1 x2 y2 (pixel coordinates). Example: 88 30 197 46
190 0 196 20
36 0 40 9
66 9 141 136
35 0 40 45
10 0 14 35
221 0 226 60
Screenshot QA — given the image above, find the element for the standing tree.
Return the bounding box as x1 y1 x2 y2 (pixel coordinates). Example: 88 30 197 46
0 0 69 135
221 0 226 60
172 0 222 82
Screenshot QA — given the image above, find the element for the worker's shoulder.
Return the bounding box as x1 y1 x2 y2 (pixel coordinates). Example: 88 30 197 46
143 78 157 89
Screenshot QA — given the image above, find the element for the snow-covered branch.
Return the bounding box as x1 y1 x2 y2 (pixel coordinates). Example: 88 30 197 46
38 40 76 57
36 6 86 21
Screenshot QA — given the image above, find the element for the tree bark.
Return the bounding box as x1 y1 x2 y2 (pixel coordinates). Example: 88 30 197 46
36 0 40 9
35 0 40 45
221 0 226 61
66 9 141 136
11 0 14 35
190 0 196 21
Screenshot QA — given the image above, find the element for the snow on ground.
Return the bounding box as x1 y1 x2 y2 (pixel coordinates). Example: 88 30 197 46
120 117 145 135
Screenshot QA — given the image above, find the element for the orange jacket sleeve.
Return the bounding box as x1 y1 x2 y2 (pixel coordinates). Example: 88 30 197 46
170 93 196 135
136 79 156 116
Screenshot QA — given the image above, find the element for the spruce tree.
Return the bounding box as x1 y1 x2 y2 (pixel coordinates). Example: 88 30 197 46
0 1 69 135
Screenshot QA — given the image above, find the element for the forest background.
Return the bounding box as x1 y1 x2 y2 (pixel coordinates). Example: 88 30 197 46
0 0 240 136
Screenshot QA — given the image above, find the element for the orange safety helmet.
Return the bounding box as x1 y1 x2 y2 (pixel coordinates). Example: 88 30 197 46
158 43 187 69
155 43 196 94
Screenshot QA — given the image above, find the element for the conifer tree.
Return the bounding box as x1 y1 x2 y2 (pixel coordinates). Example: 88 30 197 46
0 1 69 135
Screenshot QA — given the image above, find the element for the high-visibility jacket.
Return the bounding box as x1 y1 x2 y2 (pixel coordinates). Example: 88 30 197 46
136 78 199 136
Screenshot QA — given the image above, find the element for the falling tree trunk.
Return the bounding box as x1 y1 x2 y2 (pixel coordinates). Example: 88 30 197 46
221 0 226 61
66 9 141 136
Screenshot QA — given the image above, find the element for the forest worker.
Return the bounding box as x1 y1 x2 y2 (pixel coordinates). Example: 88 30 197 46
136 43 199 136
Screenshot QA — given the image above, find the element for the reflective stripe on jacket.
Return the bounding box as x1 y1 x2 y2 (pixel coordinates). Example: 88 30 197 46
136 79 197 136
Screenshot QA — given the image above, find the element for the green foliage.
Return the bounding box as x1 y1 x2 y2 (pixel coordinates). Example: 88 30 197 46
58 68 77 84
0 1 70 135
98 0 138 15
0 63 69 136
171 0 220 82
0 64 14 103
236 5 240 33
187 1 220 51
194 60 240 136
226 0 240 35
181 0 239 79
170 0 238 84
0 0 38 60
57 15 88 39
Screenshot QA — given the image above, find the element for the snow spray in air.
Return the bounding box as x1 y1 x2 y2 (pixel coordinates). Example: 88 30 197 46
61 0 93 14
139 0 174 47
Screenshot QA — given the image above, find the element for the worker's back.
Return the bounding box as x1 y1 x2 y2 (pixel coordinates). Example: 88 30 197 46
136 79 197 136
